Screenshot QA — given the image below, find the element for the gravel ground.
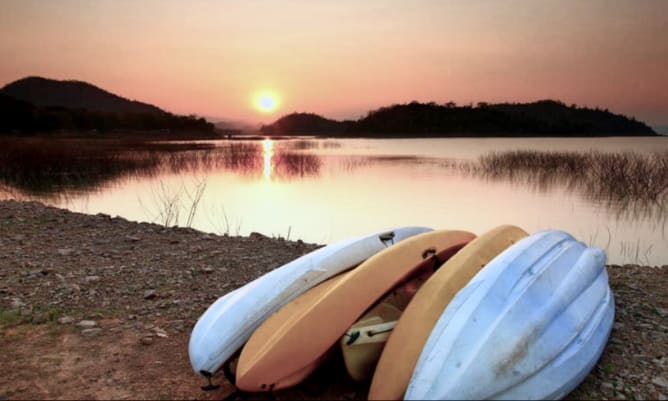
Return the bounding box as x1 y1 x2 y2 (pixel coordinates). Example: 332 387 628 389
0 199 666 400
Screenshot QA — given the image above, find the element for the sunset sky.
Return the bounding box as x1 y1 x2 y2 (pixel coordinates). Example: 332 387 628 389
1 0 666 127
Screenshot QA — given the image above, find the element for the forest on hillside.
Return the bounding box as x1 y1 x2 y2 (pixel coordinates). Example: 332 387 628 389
261 100 656 137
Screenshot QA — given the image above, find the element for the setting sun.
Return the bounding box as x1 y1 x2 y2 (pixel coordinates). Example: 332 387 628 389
254 91 279 113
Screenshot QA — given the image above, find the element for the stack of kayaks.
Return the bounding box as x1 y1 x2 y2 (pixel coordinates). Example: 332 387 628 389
188 225 615 401
188 226 432 377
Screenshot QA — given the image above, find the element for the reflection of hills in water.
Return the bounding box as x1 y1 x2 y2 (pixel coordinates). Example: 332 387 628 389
1 138 666 223
0 138 323 200
460 150 668 222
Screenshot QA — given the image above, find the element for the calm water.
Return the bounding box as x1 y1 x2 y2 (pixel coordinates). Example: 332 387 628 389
5 136 668 265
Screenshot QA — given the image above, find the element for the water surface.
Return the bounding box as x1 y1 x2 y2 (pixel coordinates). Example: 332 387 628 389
3 136 667 265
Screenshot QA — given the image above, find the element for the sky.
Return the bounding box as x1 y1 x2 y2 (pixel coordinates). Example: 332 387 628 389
0 0 667 127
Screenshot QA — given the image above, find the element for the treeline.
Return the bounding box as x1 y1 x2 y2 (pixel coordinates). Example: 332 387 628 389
260 113 354 135
261 100 656 137
0 94 213 134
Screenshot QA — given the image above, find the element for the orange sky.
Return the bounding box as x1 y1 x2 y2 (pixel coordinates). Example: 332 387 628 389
1 0 666 126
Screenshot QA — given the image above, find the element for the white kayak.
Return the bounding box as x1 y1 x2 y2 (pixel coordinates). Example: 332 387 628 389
188 226 432 377
406 229 615 400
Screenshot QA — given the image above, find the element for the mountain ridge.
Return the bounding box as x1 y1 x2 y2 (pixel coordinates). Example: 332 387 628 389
0 76 214 135
262 100 657 137
1 76 165 115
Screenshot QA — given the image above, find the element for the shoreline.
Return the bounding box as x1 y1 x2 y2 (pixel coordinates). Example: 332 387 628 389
0 199 666 400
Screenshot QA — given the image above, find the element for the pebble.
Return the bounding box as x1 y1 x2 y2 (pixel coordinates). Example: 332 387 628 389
10 298 25 309
81 328 102 337
31 312 48 324
85 275 101 283
653 377 668 388
77 320 98 328
143 290 157 300
139 336 154 346
57 248 74 256
154 327 168 338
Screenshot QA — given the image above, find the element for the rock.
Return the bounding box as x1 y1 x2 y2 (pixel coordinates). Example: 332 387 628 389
658 393 667 401
31 312 49 324
653 377 668 388
85 275 100 283
143 290 157 300
139 336 154 346
125 235 140 242
10 298 25 309
57 248 74 256
58 316 75 325
154 327 168 338
202 267 214 274
81 328 102 337
601 382 614 390
657 307 668 317
77 320 98 328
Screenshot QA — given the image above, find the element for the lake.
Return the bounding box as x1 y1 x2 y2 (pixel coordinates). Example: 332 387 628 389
2 136 667 266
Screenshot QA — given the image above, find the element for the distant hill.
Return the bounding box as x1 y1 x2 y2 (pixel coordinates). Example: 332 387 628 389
1 76 165 115
0 76 215 136
261 100 657 137
261 113 352 135
213 118 261 134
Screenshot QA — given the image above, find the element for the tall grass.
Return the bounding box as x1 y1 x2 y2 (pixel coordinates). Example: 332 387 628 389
467 150 668 220
0 137 324 196
138 178 208 227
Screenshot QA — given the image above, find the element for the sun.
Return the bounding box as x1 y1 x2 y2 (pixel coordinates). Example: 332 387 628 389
254 91 280 113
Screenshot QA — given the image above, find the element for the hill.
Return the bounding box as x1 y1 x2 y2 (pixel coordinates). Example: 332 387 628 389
261 100 657 137
260 112 352 135
0 77 215 135
1 76 164 115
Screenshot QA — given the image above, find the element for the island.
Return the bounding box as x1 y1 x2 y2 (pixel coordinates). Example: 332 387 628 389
261 101 657 137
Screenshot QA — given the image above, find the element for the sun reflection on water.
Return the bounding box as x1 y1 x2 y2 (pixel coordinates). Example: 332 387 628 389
262 138 274 180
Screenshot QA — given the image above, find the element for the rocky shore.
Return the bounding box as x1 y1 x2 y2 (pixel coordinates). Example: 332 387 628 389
0 199 666 400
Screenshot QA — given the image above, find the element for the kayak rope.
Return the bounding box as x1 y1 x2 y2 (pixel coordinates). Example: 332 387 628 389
367 327 394 337
344 330 361 345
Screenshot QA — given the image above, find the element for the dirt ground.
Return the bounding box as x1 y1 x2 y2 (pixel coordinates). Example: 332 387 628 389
1 200 667 400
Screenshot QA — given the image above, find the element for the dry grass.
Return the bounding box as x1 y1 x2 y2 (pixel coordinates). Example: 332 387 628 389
466 150 668 219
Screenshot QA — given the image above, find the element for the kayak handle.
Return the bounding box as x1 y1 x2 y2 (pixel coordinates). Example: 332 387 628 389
378 231 396 246
422 247 437 259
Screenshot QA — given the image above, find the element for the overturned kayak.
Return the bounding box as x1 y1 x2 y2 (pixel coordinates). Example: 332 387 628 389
405 230 615 400
369 225 528 400
235 229 476 392
188 226 432 377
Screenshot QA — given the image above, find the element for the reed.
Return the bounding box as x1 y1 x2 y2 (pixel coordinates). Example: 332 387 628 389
467 150 668 220
0 137 327 195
